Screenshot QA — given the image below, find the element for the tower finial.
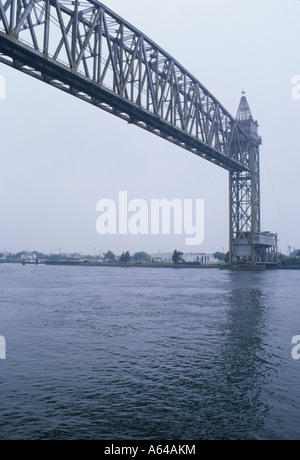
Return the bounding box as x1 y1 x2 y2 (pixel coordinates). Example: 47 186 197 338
236 91 253 122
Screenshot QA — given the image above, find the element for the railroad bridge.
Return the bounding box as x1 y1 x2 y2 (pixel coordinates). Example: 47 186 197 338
0 0 278 264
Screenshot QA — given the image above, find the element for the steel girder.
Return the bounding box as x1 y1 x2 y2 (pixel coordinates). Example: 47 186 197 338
229 143 261 264
229 110 277 265
0 0 251 172
0 0 276 264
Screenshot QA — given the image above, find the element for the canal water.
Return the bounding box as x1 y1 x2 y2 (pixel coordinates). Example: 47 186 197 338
0 264 300 440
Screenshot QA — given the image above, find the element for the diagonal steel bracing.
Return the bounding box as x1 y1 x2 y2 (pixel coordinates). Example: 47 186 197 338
0 0 277 264
0 0 251 172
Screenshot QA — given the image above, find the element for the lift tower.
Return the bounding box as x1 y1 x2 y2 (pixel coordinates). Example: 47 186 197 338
230 92 277 265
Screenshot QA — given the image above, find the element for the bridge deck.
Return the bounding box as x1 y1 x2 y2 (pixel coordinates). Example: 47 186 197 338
0 0 250 172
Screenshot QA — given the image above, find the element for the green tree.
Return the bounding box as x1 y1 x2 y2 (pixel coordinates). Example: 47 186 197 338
32 251 45 260
104 250 116 262
213 252 225 262
172 250 184 265
282 257 300 266
119 251 131 263
278 253 288 263
132 251 150 262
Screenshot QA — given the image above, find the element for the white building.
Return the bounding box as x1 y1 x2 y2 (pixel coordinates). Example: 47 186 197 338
150 252 219 264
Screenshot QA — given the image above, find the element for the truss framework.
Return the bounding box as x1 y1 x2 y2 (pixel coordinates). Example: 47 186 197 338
0 0 251 171
0 0 277 264
230 108 277 265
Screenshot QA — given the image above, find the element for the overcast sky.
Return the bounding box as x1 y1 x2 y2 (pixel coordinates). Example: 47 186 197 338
0 0 299 256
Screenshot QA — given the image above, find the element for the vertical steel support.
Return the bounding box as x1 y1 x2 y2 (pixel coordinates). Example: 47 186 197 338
9 0 15 31
229 173 233 264
229 92 261 265
71 0 78 67
230 93 276 266
43 0 50 56
250 141 261 264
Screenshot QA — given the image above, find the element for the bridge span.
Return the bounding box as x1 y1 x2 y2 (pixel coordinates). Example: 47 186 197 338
0 0 277 264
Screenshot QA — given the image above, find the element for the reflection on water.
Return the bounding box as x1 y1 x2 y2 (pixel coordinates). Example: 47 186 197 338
220 274 270 438
0 265 300 440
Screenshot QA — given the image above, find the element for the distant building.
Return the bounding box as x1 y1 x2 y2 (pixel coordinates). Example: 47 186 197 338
290 249 300 258
150 252 219 264
21 252 38 262
150 253 173 263
182 253 219 264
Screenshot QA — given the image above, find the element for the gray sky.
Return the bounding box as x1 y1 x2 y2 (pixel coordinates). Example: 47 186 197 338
0 0 299 256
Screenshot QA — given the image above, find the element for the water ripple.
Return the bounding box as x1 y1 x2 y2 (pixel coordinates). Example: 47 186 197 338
0 265 300 439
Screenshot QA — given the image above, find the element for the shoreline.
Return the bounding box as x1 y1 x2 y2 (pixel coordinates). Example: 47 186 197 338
44 261 220 269
1 260 300 270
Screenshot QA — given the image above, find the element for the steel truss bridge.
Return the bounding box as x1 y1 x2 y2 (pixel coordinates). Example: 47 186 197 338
0 0 277 264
